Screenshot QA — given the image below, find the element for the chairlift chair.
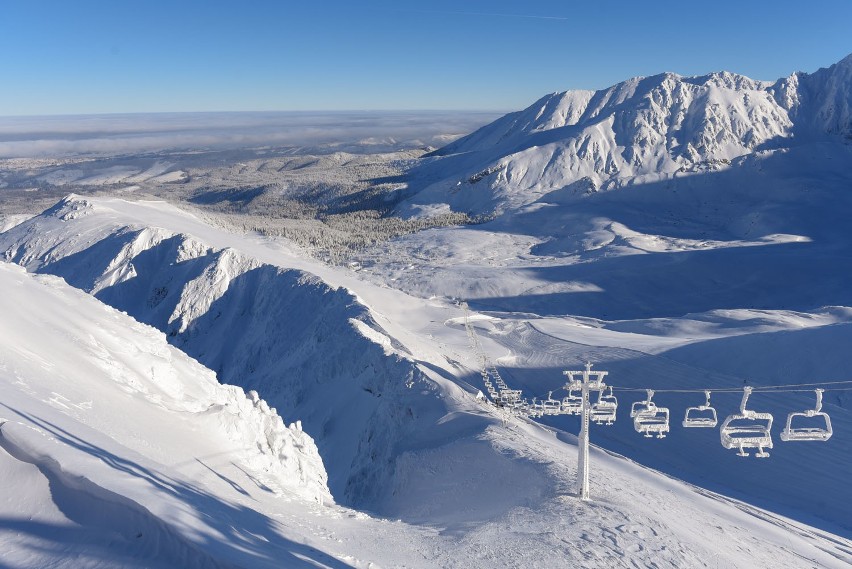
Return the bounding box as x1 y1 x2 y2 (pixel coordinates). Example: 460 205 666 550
683 390 718 428
497 389 523 407
720 387 773 457
630 398 650 418
561 388 583 415
633 390 670 438
590 386 618 425
511 398 531 416
630 389 655 418
528 398 545 418
780 389 832 442
542 391 562 416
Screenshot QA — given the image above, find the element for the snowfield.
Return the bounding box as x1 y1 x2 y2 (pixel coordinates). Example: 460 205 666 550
2 54 852 567
2 194 852 568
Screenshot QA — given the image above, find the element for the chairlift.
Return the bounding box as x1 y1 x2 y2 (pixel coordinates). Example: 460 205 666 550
630 388 657 418
630 397 650 418
561 387 583 415
497 389 523 407
633 390 670 438
500 396 524 416
683 390 718 428
528 397 545 418
720 387 773 457
780 389 832 442
590 386 618 425
542 391 562 416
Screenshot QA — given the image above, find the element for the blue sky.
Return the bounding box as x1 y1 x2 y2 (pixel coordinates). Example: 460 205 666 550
2 0 851 115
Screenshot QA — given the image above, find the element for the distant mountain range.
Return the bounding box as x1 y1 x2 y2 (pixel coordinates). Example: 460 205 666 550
402 54 852 216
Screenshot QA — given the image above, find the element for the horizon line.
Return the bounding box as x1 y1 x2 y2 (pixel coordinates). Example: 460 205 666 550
0 108 511 121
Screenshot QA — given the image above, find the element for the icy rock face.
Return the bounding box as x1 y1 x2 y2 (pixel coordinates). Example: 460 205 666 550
0 197 435 508
774 53 852 139
413 55 851 216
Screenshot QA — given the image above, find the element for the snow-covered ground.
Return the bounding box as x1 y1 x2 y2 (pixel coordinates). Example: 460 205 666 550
2 234 851 568
2 54 852 566
2 193 852 567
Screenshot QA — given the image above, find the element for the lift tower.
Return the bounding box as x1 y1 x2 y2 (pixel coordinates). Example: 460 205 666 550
563 363 608 501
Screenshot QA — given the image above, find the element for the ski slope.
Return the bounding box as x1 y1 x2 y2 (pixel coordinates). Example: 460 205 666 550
2 54 852 566
2 195 852 567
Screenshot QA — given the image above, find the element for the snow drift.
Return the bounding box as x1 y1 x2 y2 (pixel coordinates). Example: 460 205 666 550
0 262 336 567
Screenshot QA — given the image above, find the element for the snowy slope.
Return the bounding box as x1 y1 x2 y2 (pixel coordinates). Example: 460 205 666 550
0 263 340 567
403 54 852 217
3 182 852 535
0 264 329 503
0 214 31 233
0 195 460 511
3 245 852 568
331 56 852 537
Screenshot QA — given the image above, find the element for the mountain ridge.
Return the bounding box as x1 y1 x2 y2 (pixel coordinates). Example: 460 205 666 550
406 54 852 217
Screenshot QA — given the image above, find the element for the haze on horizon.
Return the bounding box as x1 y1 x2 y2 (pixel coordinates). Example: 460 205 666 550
2 0 851 116
0 110 503 158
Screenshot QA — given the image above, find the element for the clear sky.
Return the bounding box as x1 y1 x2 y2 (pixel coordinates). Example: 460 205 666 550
2 0 851 115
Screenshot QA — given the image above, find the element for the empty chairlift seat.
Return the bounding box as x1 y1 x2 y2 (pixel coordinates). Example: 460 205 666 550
683 390 718 428
561 388 583 415
630 397 650 418
528 398 545 418
542 391 563 416
780 389 832 442
720 387 773 458
590 386 618 425
633 390 670 438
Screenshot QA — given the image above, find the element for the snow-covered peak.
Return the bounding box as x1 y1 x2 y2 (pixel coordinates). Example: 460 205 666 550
42 193 99 221
783 53 852 138
440 68 788 158
430 89 595 156
407 55 851 216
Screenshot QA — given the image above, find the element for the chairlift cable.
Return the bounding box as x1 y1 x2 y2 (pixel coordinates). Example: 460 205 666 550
612 380 852 394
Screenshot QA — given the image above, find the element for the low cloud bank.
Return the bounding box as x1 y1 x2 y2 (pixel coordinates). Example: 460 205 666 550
0 111 501 158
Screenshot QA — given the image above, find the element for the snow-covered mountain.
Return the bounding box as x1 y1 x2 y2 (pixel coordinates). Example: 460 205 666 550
341 55 852 539
402 54 852 216
0 195 456 511
4 198 852 568
3 55 852 567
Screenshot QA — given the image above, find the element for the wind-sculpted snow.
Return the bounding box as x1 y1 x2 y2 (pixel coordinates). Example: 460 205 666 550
0 195 441 508
0 420 234 569
0 263 330 505
408 55 852 217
